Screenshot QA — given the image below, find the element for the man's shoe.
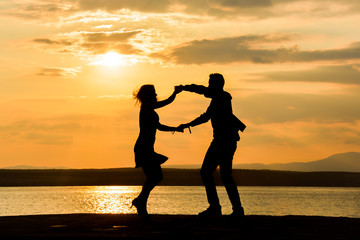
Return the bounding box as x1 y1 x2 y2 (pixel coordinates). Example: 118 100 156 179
230 206 245 217
198 205 222 216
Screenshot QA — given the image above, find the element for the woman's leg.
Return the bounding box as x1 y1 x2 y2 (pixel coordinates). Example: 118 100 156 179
133 163 163 215
138 163 163 202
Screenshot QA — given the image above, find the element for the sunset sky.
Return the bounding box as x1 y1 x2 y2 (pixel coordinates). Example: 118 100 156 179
1 0 360 168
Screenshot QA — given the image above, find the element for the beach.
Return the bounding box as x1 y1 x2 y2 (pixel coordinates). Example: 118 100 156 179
1 214 359 239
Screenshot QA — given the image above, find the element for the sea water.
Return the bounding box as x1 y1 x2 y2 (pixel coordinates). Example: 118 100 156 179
0 186 359 217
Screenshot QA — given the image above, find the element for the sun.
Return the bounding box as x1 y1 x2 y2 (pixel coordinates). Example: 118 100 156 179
89 52 126 67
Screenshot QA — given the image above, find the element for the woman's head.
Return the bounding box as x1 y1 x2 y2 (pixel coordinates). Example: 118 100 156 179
134 84 157 105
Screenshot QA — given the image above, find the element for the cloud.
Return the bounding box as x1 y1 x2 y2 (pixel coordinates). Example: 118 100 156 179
79 30 143 54
5 0 360 21
305 122 360 145
0 120 82 133
1 0 74 21
80 42 140 54
21 2 360 62
76 0 359 18
234 92 360 124
254 65 360 85
77 0 172 13
156 34 360 64
37 67 81 77
24 133 73 145
0 120 79 145
0 112 122 146
244 120 360 148
33 38 73 45
83 30 141 42
32 30 143 55
97 94 132 100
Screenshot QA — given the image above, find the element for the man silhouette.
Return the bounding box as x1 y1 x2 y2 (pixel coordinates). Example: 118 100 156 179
179 73 244 216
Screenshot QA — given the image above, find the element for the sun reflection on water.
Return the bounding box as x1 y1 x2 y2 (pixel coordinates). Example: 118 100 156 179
1 186 359 217
82 186 141 214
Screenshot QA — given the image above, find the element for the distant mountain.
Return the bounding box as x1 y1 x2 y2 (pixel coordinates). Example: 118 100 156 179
165 152 360 172
3 165 68 169
4 152 360 172
233 152 360 172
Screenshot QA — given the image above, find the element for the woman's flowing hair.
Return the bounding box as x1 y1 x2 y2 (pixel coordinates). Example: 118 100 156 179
133 84 156 105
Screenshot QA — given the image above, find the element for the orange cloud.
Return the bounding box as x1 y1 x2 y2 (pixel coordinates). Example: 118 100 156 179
156 35 360 64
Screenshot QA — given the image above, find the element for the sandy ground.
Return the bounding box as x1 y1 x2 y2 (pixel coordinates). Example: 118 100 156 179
0 214 359 239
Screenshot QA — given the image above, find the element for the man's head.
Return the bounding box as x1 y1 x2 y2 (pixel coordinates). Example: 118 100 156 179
208 73 225 93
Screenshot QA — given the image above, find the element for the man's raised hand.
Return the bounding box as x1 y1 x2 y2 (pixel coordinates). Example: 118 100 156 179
174 85 184 94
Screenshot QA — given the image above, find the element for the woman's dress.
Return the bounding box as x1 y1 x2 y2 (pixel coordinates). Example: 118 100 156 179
134 106 168 168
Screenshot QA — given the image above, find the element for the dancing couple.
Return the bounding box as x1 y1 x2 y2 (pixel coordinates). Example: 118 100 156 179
132 73 246 218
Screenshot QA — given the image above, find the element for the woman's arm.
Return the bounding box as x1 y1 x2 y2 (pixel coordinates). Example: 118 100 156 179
154 86 182 109
157 123 183 132
154 91 176 109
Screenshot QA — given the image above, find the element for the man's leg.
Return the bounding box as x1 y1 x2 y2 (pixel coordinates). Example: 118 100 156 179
219 141 244 216
199 141 221 215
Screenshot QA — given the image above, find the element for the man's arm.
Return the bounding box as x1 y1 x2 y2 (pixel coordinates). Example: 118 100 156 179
179 106 211 130
188 111 210 127
182 84 211 97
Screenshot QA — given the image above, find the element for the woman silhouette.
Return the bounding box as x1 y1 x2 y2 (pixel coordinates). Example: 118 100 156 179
132 84 183 217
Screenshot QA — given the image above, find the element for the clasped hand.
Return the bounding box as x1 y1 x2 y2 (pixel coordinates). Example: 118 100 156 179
174 85 184 94
172 123 191 134
177 124 191 133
